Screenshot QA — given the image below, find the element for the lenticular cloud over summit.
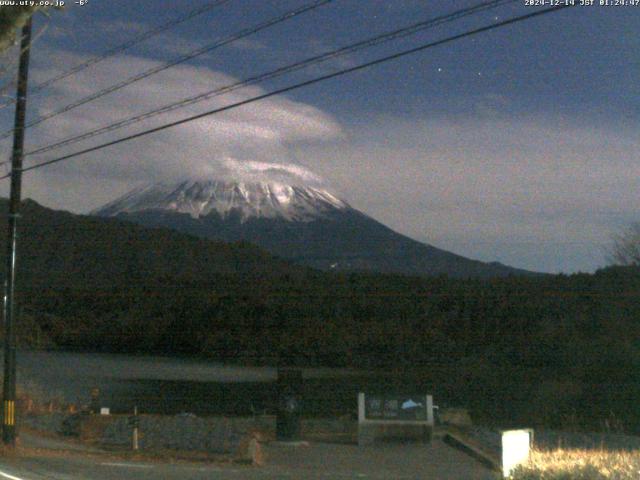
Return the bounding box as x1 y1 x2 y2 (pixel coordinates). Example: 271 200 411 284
17 51 343 185
206 157 326 187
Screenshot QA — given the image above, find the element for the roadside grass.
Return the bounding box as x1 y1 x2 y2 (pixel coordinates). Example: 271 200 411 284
510 448 640 480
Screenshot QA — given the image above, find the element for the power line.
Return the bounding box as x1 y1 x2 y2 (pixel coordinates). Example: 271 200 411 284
1 4 573 181
25 0 517 158
0 0 334 142
0 0 232 110
11 4 571 175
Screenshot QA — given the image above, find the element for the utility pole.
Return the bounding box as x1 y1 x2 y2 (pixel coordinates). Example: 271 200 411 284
3 18 32 446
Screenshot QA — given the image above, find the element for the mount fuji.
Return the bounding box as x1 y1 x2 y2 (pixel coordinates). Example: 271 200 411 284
93 164 531 278
96 180 349 223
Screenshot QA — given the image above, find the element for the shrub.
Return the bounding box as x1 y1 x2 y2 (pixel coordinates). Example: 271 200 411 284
510 448 640 480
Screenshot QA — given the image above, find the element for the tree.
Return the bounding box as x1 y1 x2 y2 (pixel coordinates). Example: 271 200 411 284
609 223 640 266
0 6 39 53
0 6 55 98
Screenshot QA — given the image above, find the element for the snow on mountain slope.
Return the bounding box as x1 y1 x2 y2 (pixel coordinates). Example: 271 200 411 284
94 179 349 222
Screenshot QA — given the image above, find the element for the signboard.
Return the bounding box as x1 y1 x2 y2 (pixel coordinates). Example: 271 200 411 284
364 395 428 421
357 392 434 446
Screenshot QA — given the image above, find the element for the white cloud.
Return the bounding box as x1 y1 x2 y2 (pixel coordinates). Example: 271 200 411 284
0 50 342 209
216 157 325 185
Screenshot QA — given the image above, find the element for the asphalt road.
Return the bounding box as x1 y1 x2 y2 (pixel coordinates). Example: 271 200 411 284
0 434 498 479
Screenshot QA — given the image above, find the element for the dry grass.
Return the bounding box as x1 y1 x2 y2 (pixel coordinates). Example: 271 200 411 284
510 448 640 480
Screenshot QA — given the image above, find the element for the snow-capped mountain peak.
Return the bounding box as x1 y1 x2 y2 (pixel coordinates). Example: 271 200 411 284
94 179 349 222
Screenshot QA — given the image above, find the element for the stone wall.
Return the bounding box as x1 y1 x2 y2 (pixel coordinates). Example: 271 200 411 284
21 413 357 452
23 413 275 453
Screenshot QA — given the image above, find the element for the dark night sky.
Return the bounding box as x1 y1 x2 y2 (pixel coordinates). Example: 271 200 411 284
0 0 637 273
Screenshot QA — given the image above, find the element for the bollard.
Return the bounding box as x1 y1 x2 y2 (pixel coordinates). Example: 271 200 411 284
129 406 139 451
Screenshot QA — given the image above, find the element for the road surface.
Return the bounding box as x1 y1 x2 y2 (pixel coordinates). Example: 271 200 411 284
0 434 498 479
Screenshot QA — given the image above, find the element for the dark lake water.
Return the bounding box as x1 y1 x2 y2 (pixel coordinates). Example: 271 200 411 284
15 351 404 417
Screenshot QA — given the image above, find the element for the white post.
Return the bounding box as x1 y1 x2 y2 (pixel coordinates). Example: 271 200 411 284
357 392 366 423
501 429 532 478
426 395 434 425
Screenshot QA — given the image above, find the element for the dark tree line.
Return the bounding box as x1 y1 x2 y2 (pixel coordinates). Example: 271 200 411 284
20 265 640 431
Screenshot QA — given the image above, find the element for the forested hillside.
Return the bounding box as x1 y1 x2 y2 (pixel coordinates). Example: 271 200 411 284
3 199 640 430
